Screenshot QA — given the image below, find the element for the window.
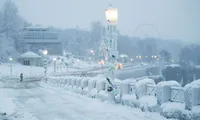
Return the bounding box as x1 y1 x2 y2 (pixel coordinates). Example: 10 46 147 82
23 60 30 66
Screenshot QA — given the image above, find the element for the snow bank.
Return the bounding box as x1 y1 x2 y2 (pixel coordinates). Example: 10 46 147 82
135 78 155 99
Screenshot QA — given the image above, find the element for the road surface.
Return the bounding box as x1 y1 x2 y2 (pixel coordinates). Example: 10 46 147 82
0 78 170 120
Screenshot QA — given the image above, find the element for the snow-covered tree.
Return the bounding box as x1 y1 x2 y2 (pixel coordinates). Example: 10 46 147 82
0 0 26 61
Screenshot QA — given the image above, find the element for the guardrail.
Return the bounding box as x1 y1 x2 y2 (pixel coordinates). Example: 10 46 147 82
46 76 200 120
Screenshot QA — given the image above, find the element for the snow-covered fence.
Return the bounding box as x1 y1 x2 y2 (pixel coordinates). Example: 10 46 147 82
120 82 130 94
170 87 184 103
135 78 156 99
184 80 200 111
156 81 181 105
46 76 200 120
129 83 136 95
146 84 156 96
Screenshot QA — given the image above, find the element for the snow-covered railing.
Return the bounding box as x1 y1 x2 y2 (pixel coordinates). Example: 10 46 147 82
146 84 157 96
46 76 200 120
170 87 184 103
129 83 136 95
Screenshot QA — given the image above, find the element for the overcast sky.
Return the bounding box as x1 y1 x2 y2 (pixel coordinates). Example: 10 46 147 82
0 0 200 42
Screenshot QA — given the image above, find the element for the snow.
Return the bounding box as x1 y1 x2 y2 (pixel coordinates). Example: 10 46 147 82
165 64 180 68
157 81 181 88
184 79 200 91
139 96 158 112
0 89 16 115
0 63 44 77
1 78 174 120
121 94 138 107
19 51 41 58
121 78 137 84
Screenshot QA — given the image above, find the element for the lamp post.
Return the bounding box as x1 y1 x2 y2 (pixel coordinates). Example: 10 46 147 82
43 49 48 77
9 57 12 76
77 59 80 69
90 50 94 61
53 58 56 73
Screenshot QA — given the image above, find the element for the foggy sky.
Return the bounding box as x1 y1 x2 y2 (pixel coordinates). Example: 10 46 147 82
0 0 200 42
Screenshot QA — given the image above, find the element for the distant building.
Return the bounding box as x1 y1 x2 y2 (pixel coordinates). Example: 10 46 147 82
18 51 42 66
21 27 62 55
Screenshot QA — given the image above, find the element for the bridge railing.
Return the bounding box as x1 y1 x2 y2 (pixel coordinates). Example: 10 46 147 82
46 76 200 114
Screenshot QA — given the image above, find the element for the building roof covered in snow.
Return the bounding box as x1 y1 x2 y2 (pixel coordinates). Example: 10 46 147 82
19 51 41 59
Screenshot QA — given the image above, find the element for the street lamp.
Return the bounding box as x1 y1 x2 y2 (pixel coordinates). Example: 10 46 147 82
9 57 12 76
53 58 56 73
130 58 133 62
43 49 48 55
90 50 94 54
77 59 80 69
43 49 48 77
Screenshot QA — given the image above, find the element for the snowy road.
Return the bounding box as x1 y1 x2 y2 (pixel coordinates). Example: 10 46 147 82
1 79 171 120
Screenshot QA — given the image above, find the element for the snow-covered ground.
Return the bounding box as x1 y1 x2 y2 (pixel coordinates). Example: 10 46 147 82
0 63 44 77
0 78 173 120
0 60 99 78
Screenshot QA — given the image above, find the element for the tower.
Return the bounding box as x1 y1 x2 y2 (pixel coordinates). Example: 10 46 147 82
104 5 119 61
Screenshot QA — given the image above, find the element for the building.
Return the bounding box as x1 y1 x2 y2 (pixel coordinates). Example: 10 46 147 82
21 26 62 55
18 51 42 66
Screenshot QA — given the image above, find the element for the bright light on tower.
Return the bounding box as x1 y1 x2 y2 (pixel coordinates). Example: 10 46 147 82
43 49 48 55
53 58 56 61
9 58 12 61
105 8 118 24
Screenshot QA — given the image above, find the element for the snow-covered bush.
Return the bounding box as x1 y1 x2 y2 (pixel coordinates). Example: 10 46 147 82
121 94 138 107
148 75 164 84
160 102 184 119
156 81 181 105
135 78 155 99
139 96 158 112
162 64 182 83
194 66 200 80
